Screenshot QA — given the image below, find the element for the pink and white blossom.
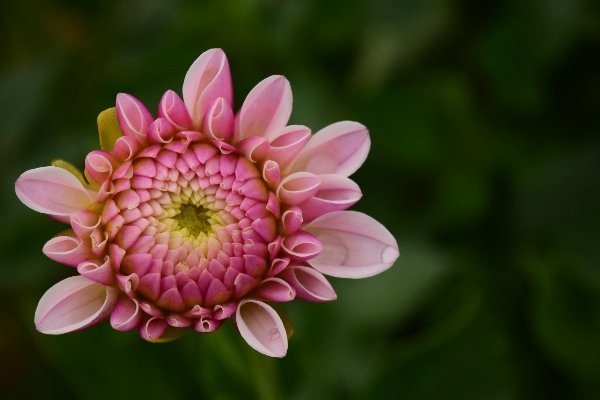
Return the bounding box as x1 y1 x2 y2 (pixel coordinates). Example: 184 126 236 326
15 48 399 357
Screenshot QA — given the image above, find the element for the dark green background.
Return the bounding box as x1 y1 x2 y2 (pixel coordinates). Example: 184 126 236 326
1 0 599 399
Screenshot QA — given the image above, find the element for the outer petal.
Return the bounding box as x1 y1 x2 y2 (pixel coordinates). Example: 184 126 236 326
110 296 142 331
279 265 337 302
304 211 399 278
287 121 370 177
276 172 321 205
183 48 233 127
116 93 154 145
266 125 311 168
254 278 296 302
234 75 292 142
299 174 362 221
236 300 288 357
34 275 118 334
201 97 234 141
15 166 94 223
42 235 92 267
158 90 193 131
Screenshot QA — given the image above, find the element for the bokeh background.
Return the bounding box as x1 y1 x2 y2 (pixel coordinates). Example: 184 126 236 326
1 0 599 399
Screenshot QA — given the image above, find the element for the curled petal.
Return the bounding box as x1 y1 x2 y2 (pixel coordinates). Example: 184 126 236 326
43 235 92 267
299 174 362 222
116 273 139 295
235 75 292 142
158 90 193 131
263 160 281 187
280 206 303 236
84 150 115 185
183 48 233 126
147 118 177 144
113 135 143 162
281 230 322 261
116 93 153 145
276 172 321 205
110 296 142 331
194 317 224 333
70 209 101 239
166 314 193 328
268 257 289 277
15 166 94 223
305 211 399 278
266 192 280 218
266 125 311 168
35 275 118 334
139 317 186 342
255 278 296 302
280 265 336 302
77 258 116 286
239 136 270 163
236 300 288 357
287 121 370 177
213 302 238 320
202 97 234 141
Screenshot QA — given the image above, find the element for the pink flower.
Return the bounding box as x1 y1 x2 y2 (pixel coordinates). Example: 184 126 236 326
15 49 399 357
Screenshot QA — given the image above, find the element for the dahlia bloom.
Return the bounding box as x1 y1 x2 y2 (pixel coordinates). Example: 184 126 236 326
15 49 399 357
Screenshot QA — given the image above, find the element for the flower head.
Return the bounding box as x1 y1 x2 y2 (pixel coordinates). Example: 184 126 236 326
15 49 399 357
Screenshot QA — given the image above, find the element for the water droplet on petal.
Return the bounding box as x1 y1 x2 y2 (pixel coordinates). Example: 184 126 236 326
380 245 399 264
268 327 280 340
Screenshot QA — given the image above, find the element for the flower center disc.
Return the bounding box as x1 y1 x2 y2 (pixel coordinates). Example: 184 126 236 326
172 203 214 238
104 139 277 313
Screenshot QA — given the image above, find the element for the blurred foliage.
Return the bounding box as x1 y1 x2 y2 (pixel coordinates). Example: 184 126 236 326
1 0 599 399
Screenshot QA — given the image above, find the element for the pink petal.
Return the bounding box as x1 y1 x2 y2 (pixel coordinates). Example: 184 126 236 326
35 275 118 334
255 278 296 302
298 174 362 222
147 118 177 144
276 172 321 205
194 317 224 333
139 317 168 341
43 235 92 267
158 90 193 131
116 93 154 145
183 48 233 127
263 160 281 186
70 209 101 239
279 265 336 302
280 206 303 236
239 136 270 162
77 258 116 286
305 211 399 278
213 302 238 320
84 150 115 185
15 166 94 222
234 75 292 142
113 135 143 162
268 257 289 277
266 125 311 168
236 300 288 357
281 230 323 261
110 296 142 331
201 97 234 141
287 121 370 177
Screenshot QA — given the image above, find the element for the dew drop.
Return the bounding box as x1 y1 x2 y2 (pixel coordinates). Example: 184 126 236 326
268 327 281 340
380 245 399 264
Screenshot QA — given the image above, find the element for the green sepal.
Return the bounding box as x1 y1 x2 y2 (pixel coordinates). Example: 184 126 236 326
97 107 123 152
51 159 87 186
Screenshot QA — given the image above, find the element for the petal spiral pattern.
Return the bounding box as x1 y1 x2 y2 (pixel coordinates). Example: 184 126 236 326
15 48 399 357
